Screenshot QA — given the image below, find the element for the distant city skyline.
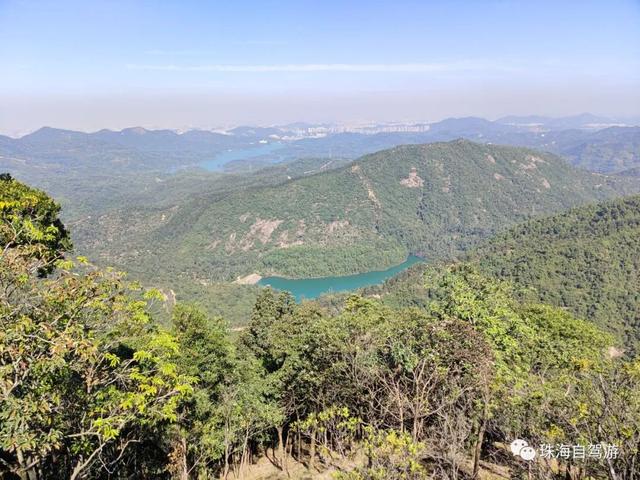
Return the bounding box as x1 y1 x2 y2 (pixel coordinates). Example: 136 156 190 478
1 0 639 135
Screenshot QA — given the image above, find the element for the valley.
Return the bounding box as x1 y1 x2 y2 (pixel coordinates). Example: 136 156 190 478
60 139 638 323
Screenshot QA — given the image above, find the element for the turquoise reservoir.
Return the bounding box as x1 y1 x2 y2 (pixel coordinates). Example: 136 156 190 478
258 255 423 301
200 142 284 170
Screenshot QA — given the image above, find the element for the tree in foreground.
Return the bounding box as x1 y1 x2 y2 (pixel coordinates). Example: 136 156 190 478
0 176 193 479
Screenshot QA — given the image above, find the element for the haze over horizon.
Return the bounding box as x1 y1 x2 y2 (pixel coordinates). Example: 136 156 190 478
1 0 639 136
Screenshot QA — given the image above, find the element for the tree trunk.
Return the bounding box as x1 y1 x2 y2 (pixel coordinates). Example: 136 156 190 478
222 421 231 480
606 457 618 480
472 398 489 479
412 410 420 442
180 436 189 480
239 428 250 479
15 448 38 480
296 412 302 462
222 445 229 479
309 429 316 471
285 433 293 476
277 426 285 469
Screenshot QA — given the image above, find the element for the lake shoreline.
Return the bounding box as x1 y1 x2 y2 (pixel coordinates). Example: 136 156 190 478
258 254 424 301
234 273 263 285
259 254 423 281
199 142 285 171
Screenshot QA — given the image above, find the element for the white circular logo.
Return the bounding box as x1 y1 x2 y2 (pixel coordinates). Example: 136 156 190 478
510 439 528 456
510 439 537 461
519 446 537 461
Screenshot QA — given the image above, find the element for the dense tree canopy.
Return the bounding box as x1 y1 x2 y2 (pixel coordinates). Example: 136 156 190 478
0 178 192 479
0 173 71 273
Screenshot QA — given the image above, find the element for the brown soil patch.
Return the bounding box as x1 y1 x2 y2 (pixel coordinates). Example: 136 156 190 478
400 167 425 188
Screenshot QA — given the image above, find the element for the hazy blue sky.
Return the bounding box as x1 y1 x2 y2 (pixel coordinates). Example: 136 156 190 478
1 0 639 134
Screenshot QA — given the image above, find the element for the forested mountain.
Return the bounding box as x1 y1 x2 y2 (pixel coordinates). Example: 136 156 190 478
2 175 639 480
471 194 640 351
73 140 639 285
553 126 640 173
618 166 640 177
370 194 640 352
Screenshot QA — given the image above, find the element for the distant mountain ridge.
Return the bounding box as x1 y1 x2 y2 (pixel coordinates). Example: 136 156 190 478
496 113 621 129
3 114 639 174
287 122 640 174
5 112 636 141
13 126 242 154
618 166 640 177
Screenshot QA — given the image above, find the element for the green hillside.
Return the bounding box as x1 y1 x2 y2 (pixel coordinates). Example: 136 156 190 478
369 194 640 351
559 126 640 173
471 194 640 351
74 140 638 286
